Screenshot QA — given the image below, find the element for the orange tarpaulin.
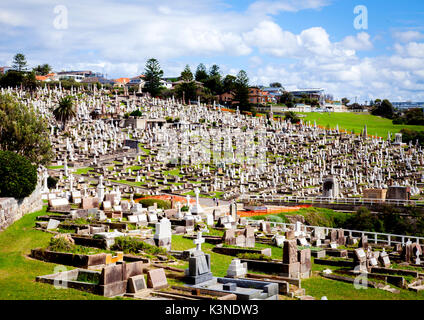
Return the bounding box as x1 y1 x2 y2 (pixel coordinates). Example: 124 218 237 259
135 195 196 204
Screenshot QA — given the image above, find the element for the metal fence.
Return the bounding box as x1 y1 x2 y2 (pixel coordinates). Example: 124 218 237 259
240 194 419 207
246 220 424 246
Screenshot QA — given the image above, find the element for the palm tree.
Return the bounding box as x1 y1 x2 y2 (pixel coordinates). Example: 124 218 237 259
53 96 76 130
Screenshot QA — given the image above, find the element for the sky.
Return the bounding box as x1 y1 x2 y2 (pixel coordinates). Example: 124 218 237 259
1 0 424 103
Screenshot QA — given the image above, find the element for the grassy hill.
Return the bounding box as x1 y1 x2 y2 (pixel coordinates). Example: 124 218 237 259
299 112 424 138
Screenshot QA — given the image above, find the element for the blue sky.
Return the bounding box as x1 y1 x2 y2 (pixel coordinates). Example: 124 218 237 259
1 0 424 102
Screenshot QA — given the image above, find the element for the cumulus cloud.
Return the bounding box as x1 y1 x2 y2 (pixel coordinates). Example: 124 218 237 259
247 0 330 15
393 30 424 43
0 0 423 102
340 32 373 51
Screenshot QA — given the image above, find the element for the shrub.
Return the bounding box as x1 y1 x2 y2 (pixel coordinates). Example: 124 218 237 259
49 237 74 252
181 205 189 212
0 151 37 199
138 199 171 210
130 109 143 117
47 176 58 189
112 237 168 256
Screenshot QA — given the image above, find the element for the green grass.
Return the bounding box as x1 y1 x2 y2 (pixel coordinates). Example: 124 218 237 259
73 167 94 175
163 169 183 177
46 165 64 170
299 112 424 138
0 206 110 300
302 275 424 300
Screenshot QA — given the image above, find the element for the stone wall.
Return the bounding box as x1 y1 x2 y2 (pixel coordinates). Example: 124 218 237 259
0 183 43 231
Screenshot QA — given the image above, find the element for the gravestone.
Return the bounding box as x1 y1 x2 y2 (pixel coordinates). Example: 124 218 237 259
354 248 368 273
184 232 213 284
358 236 368 250
282 239 300 278
379 249 391 268
147 268 168 290
153 218 172 250
223 229 236 246
47 219 60 230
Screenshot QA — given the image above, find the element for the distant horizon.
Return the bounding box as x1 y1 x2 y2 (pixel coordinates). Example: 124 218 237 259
1 0 423 104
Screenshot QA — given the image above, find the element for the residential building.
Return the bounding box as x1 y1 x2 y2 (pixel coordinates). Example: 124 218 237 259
0 66 12 74
219 91 237 106
56 70 103 82
113 78 130 87
80 76 114 85
249 87 273 104
392 102 424 110
128 75 146 87
35 73 58 82
290 88 325 105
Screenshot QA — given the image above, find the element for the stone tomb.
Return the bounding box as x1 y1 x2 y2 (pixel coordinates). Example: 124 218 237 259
226 259 248 278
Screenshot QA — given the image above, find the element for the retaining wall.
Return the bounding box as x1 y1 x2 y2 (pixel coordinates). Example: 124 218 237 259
0 183 43 231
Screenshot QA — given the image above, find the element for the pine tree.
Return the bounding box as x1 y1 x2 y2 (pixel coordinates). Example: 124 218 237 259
144 58 164 97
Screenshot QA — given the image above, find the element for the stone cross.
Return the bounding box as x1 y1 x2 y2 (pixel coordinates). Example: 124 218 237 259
194 231 205 252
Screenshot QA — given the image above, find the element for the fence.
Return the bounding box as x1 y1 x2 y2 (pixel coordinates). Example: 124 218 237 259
240 194 419 207
246 219 424 246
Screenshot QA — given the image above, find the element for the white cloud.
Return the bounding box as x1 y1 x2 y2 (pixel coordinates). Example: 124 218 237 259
247 0 330 15
340 32 373 51
393 30 424 43
0 0 423 102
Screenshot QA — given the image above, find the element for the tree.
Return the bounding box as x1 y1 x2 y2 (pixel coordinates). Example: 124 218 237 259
222 75 237 93
234 70 250 111
53 95 76 130
33 64 52 75
209 64 221 78
180 65 193 82
341 98 350 105
144 58 164 97
270 82 282 88
12 53 28 72
280 91 294 106
284 111 300 124
0 70 24 88
195 63 208 83
0 151 37 199
371 99 395 119
0 94 52 165
175 81 197 104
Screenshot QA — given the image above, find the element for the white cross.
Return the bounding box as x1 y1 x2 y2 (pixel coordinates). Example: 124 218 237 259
194 231 205 251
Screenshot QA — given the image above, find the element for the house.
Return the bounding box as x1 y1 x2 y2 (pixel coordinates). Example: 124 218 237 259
80 77 114 85
160 79 173 89
220 91 237 105
56 70 102 82
35 73 57 82
0 66 12 74
113 78 130 88
248 87 273 104
128 75 146 87
290 88 325 105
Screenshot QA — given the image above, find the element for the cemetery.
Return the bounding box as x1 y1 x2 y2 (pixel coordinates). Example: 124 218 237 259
2 86 424 301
